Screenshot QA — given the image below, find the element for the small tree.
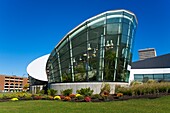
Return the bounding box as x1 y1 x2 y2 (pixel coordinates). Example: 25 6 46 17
23 84 29 91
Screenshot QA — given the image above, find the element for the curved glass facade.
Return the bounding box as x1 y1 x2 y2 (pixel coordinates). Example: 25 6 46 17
46 10 137 83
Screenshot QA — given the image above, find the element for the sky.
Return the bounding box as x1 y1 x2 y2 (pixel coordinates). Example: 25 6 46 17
0 0 170 77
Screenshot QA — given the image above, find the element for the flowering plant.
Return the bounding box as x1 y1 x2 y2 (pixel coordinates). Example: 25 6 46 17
84 96 91 102
60 95 65 100
64 96 71 101
11 98 19 101
75 94 81 97
33 96 42 100
69 94 76 98
117 93 123 97
54 96 61 100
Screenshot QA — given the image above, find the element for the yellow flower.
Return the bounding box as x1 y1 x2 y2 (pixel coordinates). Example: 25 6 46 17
75 94 81 97
11 98 19 101
54 96 61 100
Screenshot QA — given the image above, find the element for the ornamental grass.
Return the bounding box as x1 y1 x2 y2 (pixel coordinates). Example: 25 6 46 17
116 82 170 96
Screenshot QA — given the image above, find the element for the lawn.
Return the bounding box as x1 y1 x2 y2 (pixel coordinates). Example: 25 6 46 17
0 95 170 113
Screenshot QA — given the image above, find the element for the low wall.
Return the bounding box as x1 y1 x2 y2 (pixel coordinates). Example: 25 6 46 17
50 82 128 95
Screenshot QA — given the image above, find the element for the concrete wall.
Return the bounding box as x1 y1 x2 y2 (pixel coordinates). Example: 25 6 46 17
50 82 128 95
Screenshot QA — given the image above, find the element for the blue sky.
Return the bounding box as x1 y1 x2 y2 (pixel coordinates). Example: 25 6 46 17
0 0 170 76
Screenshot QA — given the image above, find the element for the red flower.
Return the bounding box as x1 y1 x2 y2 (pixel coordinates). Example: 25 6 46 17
84 96 91 102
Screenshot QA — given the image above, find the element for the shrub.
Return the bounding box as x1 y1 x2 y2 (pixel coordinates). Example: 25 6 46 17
54 96 61 100
100 83 110 96
22 93 32 100
61 89 73 96
130 80 143 86
84 96 91 102
39 90 45 95
117 93 123 97
60 95 65 100
76 87 93 96
64 96 71 101
147 79 157 84
76 95 84 100
117 82 170 96
69 94 76 98
41 95 53 100
75 94 81 97
115 85 121 93
11 98 19 101
91 94 103 100
33 96 42 100
47 89 57 97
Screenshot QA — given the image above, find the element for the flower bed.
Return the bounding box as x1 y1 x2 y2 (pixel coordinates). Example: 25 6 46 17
1 82 170 102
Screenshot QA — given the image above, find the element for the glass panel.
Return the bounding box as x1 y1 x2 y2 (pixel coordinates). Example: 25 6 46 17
107 18 121 24
107 23 121 35
164 74 170 81
104 49 115 81
61 67 71 82
143 74 153 82
134 74 143 79
74 55 86 82
89 26 104 40
72 43 87 57
122 23 129 35
153 74 163 81
72 30 87 48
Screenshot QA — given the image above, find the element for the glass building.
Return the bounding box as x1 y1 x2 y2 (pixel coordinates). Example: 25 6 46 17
46 9 137 83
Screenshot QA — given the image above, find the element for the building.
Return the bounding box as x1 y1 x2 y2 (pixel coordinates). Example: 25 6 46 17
27 55 49 94
130 53 170 83
138 48 156 60
0 74 29 92
27 9 138 94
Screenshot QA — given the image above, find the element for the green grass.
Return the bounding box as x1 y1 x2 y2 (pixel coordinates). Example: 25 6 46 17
0 95 170 113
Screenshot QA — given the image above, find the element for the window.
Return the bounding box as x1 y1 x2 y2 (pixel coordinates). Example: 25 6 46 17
154 74 163 81
134 74 143 82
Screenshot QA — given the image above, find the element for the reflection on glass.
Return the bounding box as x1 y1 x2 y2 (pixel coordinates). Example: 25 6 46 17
46 10 137 83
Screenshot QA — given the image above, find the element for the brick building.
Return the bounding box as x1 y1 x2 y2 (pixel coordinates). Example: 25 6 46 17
0 74 29 92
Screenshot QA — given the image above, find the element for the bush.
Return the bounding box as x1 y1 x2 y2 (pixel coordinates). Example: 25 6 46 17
115 85 121 93
69 94 76 98
75 94 84 100
91 94 103 100
76 87 93 96
61 89 73 96
39 90 45 95
100 83 110 95
117 93 123 97
76 95 84 100
64 96 71 101
117 82 170 96
40 95 50 100
33 96 42 100
84 96 91 102
130 80 143 86
60 95 65 100
54 96 61 100
47 89 57 97
147 79 157 84
11 98 19 101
